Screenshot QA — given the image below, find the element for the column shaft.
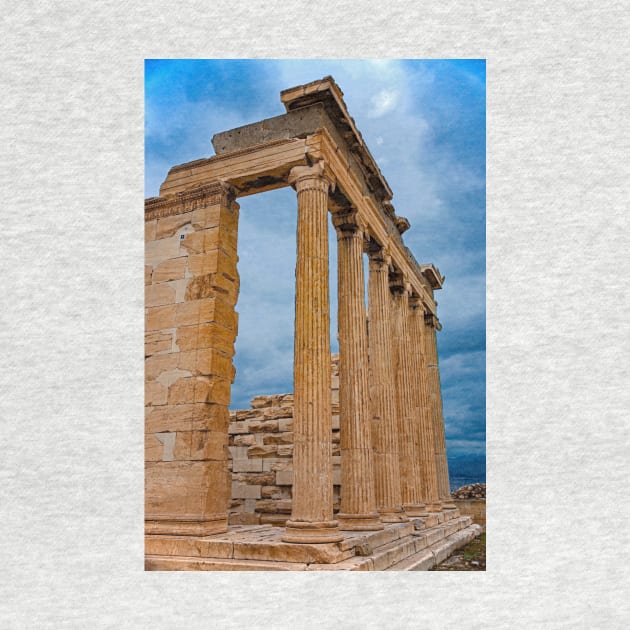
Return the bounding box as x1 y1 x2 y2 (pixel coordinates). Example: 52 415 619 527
334 213 382 530
409 300 441 512
391 282 427 516
283 163 342 543
367 249 407 522
425 315 456 508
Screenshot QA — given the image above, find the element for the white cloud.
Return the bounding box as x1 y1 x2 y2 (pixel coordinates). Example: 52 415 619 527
367 89 400 118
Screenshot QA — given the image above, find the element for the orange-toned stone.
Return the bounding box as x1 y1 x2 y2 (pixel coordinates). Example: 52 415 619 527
145 282 175 308
145 381 167 406
145 404 193 433
193 376 232 405
188 249 237 278
181 226 237 256
156 211 194 239
176 323 235 356
167 377 196 405
145 331 173 356
146 304 176 331
186 430 228 461
185 273 239 304
191 205 238 231
152 257 188 283
191 403 230 432
145 353 179 380
145 219 157 242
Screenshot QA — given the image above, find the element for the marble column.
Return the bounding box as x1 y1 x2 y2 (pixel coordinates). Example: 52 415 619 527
391 276 427 517
424 313 456 509
367 244 407 522
283 162 343 543
333 211 382 531
409 297 441 512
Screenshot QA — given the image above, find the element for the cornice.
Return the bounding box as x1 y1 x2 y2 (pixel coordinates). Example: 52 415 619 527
145 181 234 221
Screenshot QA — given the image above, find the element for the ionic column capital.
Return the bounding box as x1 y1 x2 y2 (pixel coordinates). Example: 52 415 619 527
331 207 366 238
367 242 391 272
389 271 410 296
288 161 336 194
408 295 424 311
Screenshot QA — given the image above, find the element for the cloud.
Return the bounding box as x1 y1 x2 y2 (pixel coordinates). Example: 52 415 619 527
368 89 400 118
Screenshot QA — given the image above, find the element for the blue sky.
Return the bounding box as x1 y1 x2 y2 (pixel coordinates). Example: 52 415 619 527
145 59 485 460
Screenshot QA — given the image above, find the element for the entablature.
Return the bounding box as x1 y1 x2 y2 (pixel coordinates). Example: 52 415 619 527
152 77 444 317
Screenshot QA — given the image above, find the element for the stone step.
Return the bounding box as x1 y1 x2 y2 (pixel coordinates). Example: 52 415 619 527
386 524 483 570
338 521 413 553
145 555 309 571
144 514 481 571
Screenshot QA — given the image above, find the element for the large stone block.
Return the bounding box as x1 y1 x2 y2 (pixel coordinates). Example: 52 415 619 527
145 404 193 433
145 381 167 406
247 445 279 458
152 257 188 283
145 331 173 356
146 235 182 267
263 407 294 420
232 482 262 499
145 433 169 462
145 459 228 519
180 226 237 256
145 219 157 242
175 299 218 327
192 376 232 405
184 272 239 304
195 348 234 379
145 282 176 308
186 430 228 461
191 205 238 231
275 470 293 486
277 418 294 432
146 304 176 331
191 403 230 432
167 377 196 405
232 459 263 473
156 211 194 239
263 432 294 445
188 249 237 278
175 323 235 355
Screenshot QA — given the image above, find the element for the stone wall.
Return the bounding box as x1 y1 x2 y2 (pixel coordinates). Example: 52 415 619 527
453 500 486 527
227 356 341 526
144 185 240 535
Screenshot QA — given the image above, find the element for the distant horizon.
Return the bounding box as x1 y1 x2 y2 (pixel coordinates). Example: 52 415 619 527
145 59 485 463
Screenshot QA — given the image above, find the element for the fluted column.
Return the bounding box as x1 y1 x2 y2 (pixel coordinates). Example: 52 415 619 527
425 313 456 509
332 211 382 531
409 297 441 512
367 244 407 523
283 162 343 543
391 276 427 517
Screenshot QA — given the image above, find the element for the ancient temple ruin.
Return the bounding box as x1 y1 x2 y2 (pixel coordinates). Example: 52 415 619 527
145 77 481 570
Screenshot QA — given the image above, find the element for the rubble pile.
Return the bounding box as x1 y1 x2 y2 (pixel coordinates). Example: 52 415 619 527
452 483 486 500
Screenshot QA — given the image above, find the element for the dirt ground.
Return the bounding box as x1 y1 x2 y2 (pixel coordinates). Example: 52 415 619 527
430 533 486 571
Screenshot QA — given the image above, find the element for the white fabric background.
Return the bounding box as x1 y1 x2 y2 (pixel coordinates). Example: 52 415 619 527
1 1 629 627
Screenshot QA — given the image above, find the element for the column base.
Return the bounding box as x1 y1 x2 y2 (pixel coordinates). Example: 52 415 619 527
441 499 458 510
144 513 228 537
282 519 344 544
403 503 429 517
337 512 384 531
378 507 410 523
425 502 443 513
